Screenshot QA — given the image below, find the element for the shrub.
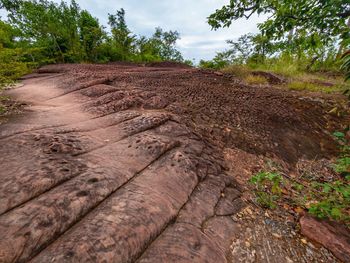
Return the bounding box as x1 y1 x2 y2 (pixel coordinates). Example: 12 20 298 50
0 62 32 89
199 59 229 70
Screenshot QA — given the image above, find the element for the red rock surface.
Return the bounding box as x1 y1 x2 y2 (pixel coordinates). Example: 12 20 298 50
300 215 350 262
0 63 348 262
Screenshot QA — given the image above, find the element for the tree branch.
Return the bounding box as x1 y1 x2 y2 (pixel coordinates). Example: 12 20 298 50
338 10 350 18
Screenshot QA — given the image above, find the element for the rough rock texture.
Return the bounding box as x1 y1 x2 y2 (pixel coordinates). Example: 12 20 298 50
300 215 350 262
0 63 347 262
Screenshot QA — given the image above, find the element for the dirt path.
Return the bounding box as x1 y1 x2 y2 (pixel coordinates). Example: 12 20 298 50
0 64 345 262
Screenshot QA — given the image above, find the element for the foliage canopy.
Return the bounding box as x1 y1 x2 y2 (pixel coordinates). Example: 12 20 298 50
208 0 350 45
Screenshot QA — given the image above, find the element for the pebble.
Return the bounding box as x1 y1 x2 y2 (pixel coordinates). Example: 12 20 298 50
272 233 282 239
285 256 294 263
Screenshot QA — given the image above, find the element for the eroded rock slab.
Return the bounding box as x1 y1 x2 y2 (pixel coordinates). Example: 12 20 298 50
300 215 350 262
1 64 346 263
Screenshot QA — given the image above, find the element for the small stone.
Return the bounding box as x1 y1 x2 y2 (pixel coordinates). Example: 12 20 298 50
307 242 316 249
285 256 293 263
245 207 253 215
301 238 307 244
272 233 282 239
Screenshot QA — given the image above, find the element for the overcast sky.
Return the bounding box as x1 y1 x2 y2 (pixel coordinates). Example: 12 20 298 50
0 0 267 62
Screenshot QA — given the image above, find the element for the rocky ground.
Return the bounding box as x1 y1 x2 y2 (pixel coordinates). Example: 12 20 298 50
0 63 349 262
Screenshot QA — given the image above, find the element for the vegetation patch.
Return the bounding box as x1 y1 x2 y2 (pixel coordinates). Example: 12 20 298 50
221 64 251 78
287 81 335 93
250 131 350 226
250 171 284 209
0 61 33 89
244 75 269 85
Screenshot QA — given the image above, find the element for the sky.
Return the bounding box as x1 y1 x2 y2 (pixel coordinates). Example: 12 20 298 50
0 0 267 62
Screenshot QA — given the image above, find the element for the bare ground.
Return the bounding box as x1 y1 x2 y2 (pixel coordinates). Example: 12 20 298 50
0 63 348 262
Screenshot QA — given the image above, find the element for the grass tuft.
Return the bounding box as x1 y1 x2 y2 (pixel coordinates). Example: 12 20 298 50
245 75 269 85
221 64 251 78
288 81 348 93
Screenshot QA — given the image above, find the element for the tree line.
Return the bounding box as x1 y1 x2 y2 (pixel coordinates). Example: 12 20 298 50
0 0 188 87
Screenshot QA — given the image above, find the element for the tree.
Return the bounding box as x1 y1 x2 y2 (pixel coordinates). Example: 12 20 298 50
78 10 105 61
198 53 230 69
225 34 254 63
108 8 136 61
208 0 350 48
0 20 18 48
1 0 84 62
250 33 276 62
150 27 183 61
208 0 350 73
0 1 186 65
0 0 22 10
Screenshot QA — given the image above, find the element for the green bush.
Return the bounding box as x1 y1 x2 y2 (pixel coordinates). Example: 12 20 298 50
0 62 31 88
0 48 36 88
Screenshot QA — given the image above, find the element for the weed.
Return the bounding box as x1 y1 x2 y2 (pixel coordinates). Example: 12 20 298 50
308 179 350 221
0 105 5 114
333 157 350 176
250 171 284 208
292 182 304 191
255 192 280 209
